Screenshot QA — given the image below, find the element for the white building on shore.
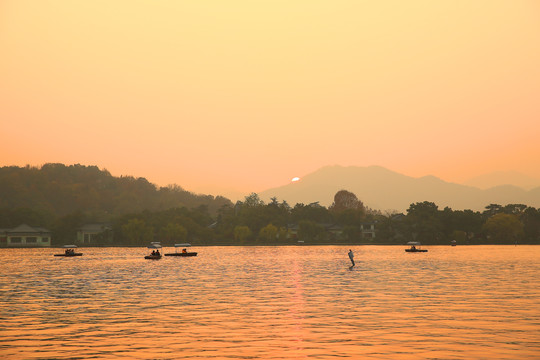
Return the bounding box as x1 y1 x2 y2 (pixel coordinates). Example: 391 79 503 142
0 224 51 247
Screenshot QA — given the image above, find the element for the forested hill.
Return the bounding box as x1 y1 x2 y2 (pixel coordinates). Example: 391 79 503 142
0 164 232 217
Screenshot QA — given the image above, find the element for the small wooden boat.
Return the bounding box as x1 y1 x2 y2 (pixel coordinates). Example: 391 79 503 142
164 243 197 257
145 242 162 260
54 245 83 257
405 241 428 253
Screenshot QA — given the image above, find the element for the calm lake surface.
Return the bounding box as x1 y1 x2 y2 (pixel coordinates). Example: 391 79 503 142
0 245 539 359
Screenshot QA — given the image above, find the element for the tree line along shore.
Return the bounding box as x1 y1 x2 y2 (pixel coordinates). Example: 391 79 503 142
1 164 539 246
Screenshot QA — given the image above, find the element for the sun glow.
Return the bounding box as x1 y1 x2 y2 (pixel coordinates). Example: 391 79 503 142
291 177 300 182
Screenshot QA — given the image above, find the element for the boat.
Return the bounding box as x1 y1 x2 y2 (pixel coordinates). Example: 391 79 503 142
451 240 457 246
54 245 83 257
164 243 197 257
145 242 162 259
405 241 428 253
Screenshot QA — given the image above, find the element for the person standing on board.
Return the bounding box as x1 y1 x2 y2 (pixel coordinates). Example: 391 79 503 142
348 249 355 267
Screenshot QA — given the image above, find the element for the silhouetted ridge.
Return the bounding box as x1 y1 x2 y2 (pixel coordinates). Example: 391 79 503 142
259 165 540 212
0 163 233 216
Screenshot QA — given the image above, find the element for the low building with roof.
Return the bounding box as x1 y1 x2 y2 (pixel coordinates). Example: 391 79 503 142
76 223 113 245
0 224 51 247
286 221 377 241
360 222 376 239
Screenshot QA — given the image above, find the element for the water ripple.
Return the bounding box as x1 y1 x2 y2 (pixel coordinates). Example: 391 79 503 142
0 245 539 359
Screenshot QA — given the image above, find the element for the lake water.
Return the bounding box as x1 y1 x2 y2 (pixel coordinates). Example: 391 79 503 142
0 245 539 359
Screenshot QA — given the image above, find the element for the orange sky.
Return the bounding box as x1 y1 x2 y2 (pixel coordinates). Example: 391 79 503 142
1 0 539 199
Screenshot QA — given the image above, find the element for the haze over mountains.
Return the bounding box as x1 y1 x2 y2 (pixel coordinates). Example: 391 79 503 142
463 171 540 191
258 166 540 212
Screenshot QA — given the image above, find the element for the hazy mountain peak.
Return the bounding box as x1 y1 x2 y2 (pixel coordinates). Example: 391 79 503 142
463 171 540 190
258 165 540 212
417 175 445 182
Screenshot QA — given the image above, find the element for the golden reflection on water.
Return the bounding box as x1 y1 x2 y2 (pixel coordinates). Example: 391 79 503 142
0 245 539 359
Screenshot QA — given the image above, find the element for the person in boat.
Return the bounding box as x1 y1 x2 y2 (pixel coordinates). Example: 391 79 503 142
155 250 160 256
348 249 355 266
151 250 156 256
411 245 416 250
182 248 187 254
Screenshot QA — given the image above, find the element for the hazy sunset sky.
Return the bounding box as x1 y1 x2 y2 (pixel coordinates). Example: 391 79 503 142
1 1 539 199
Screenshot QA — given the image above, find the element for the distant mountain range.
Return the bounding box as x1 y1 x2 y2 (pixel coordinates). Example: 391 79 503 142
463 171 540 191
258 165 540 212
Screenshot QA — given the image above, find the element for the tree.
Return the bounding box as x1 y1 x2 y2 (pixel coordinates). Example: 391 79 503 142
243 193 264 208
291 203 333 224
235 193 272 235
277 227 289 243
259 223 278 243
407 201 439 218
298 220 326 242
522 207 540 242
483 204 503 217
406 201 443 243
329 191 365 231
234 225 252 244
452 209 483 242
335 208 364 226
0 163 233 218
372 213 403 243
342 225 360 241
329 190 365 213
214 203 237 241
0 207 54 229
161 222 188 243
52 211 86 245
483 213 524 243
502 204 527 216
121 218 154 245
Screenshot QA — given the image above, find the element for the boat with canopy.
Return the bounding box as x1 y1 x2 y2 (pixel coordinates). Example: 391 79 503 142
405 241 428 253
54 245 83 257
145 242 162 259
164 243 197 257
